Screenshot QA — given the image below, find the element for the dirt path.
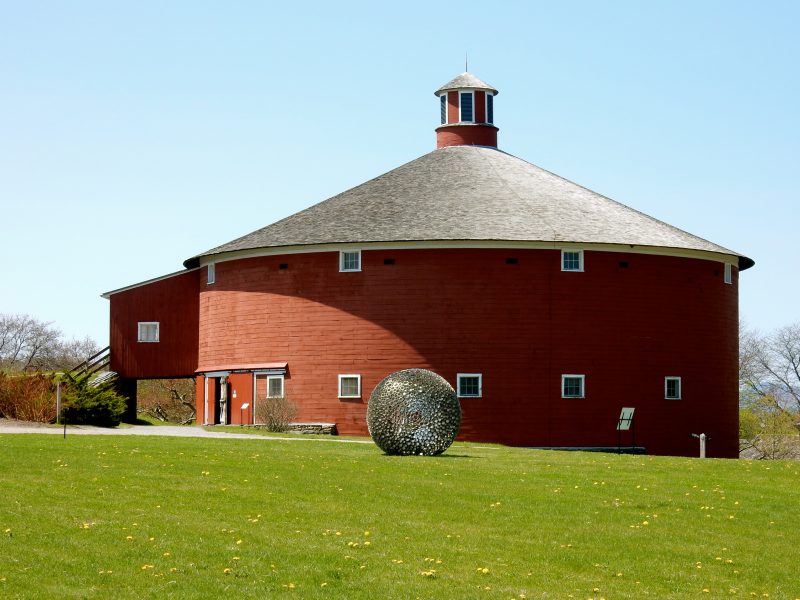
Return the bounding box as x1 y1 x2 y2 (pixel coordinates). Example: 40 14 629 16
0 419 372 443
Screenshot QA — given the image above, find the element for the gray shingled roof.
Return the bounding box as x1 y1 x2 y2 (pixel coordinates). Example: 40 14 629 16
184 145 753 269
435 72 498 95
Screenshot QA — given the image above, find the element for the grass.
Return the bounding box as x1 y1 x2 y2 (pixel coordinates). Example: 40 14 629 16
0 435 798 599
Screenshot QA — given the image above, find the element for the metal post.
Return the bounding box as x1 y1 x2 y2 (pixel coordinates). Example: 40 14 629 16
56 382 61 425
691 433 707 458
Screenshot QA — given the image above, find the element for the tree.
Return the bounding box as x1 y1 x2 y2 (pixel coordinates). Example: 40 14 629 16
0 313 98 372
740 321 800 411
137 379 196 424
739 321 800 458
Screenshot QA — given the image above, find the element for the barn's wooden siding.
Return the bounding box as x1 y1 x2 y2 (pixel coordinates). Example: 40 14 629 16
109 269 200 379
193 248 738 457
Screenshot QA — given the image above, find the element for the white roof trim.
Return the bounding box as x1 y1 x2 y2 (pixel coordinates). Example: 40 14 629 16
101 267 200 299
197 240 741 269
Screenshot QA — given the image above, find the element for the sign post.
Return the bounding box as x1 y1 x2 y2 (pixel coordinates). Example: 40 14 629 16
616 407 636 454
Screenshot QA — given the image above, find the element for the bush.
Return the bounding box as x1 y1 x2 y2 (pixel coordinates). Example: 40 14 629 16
255 395 298 432
61 375 126 427
740 394 800 459
0 372 56 422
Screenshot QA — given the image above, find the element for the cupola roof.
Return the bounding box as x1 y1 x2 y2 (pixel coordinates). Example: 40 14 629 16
435 72 498 95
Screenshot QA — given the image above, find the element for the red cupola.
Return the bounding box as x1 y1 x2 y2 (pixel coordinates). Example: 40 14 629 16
435 72 499 149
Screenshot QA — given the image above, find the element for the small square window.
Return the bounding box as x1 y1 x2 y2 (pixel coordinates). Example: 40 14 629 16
267 375 284 398
562 374 585 398
207 263 215 285
340 250 361 272
338 374 361 398
561 250 584 272
665 376 681 400
137 322 159 343
457 373 482 398
724 263 732 284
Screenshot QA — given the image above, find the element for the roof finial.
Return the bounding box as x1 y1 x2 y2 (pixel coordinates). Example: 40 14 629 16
465 52 468 73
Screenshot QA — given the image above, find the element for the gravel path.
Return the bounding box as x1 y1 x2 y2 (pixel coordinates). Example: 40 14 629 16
0 419 372 443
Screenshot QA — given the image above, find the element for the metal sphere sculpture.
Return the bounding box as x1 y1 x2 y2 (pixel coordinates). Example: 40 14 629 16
367 368 461 456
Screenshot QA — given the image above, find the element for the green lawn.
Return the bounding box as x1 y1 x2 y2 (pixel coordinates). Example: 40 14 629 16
0 434 798 599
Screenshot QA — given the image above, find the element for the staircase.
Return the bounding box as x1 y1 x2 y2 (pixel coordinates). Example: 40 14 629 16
67 346 117 387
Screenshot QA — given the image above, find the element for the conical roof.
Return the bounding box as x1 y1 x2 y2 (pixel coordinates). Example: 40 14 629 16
184 145 753 270
435 72 498 95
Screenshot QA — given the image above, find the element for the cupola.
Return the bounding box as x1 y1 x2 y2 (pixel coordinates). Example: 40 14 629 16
434 72 499 149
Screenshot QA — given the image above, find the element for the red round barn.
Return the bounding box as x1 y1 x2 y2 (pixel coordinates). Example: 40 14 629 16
104 72 753 457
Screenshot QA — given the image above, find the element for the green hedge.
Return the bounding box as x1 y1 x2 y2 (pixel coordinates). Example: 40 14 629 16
61 375 126 427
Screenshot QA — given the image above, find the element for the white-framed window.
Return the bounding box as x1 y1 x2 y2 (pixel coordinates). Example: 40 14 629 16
267 375 284 398
561 250 584 272
207 262 215 285
457 373 482 398
440 94 447 124
340 250 361 272
665 376 681 400
562 374 585 398
459 91 474 123
338 374 361 398
724 263 732 284
486 93 494 124
137 321 159 343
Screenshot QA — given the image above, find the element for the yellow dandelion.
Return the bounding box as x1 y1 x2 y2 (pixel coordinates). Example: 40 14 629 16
223 568 231 574
321 582 328 587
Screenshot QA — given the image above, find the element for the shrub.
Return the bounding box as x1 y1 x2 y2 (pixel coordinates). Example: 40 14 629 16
255 395 298 432
61 374 126 427
0 372 56 422
740 394 800 459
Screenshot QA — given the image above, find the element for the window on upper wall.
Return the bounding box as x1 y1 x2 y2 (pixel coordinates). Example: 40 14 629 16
561 250 584 272
724 263 732 284
207 263 215 285
338 374 361 399
459 91 474 122
137 322 159 343
562 374 585 398
267 375 284 398
486 93 494 123
340 250 361 272
457 373 482 398
665 377 681 400
440 94 447 124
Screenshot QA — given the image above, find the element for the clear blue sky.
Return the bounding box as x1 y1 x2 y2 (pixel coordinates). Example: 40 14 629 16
1 1 797 345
